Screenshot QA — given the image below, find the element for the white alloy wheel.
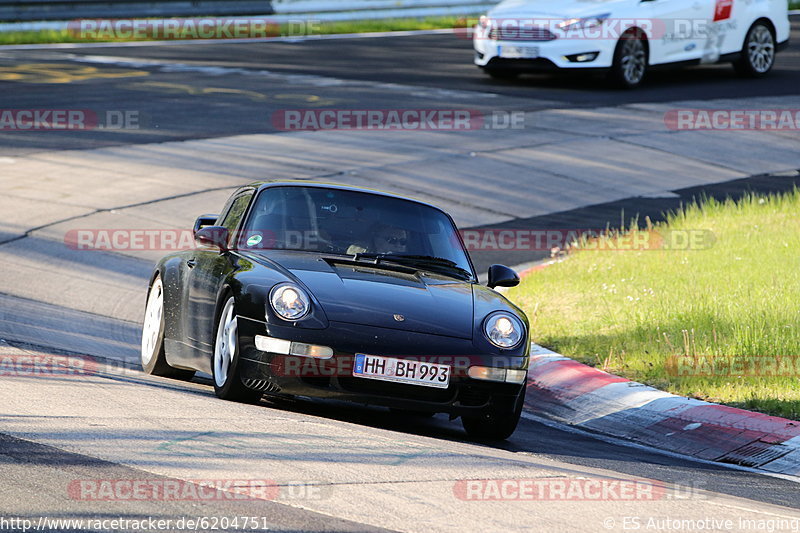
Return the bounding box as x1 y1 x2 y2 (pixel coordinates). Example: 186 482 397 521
141 278 164 366
214 297 237 388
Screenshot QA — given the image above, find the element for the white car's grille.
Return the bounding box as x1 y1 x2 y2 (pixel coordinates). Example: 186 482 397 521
491 26 557 42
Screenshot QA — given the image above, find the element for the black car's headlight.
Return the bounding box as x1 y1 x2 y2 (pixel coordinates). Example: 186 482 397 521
483 312 525 349
269 283 310 321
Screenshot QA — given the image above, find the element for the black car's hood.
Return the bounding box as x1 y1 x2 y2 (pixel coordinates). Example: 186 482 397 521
247 252 475 339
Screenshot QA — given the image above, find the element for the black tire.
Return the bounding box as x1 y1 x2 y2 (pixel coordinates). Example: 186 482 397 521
212 295 262 403
484 68 519 80
609 29 648 89
141 275 195 380
733 21 776 77
462 385 526 440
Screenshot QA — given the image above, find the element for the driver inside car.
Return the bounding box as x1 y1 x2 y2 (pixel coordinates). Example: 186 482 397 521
346 223 410 255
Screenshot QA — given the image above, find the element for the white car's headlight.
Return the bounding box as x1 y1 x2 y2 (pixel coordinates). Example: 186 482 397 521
557 13 610 31
269 283 310 321
476 14 493 40
483 312 525 349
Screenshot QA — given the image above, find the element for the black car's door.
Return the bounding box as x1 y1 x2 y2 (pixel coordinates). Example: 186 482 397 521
183 190 254 366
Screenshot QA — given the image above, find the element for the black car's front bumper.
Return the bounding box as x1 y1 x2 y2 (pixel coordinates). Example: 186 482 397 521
236 317 528 417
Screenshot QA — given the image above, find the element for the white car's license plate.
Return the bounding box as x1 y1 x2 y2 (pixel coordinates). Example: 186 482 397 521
353 354 450 389
499 45 540 59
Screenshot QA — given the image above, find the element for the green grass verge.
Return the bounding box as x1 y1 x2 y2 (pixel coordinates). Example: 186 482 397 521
791 0 800 10
508 189 800 419
0 16 475 45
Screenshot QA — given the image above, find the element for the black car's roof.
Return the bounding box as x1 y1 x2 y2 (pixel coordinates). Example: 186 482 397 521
242 180 445 212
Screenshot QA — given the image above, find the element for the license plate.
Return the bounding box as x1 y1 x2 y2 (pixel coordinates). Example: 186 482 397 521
499 45 539 59
353 354 450 389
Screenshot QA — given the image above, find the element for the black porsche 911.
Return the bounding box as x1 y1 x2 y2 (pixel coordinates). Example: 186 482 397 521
141 181 530 439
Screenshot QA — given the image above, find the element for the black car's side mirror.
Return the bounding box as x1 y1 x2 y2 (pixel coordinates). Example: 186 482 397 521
193 214 219 234
195 226 229 252
487 264 520 289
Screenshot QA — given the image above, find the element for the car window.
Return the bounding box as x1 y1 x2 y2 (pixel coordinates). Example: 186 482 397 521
219 193 252 230
218 192 253 246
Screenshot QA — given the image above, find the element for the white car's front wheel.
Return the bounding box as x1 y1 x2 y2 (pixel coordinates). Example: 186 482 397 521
609 29 648 89
734 21 776 77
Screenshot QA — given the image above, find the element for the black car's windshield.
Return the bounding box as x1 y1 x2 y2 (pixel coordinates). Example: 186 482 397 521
239 186 473 278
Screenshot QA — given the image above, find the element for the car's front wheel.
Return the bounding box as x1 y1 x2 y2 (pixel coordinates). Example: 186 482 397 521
733 22 775 77
461 386 526 440
212 296 262 402
141 276 195 380
609 29 648 89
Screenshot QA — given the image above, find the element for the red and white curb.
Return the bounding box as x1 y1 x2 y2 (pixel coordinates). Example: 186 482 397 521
523 344 800 476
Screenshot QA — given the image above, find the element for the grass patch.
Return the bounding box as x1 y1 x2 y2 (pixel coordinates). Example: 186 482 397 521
791 0 800 10
508 189 800 419
0 16 475 45
305 16 472 35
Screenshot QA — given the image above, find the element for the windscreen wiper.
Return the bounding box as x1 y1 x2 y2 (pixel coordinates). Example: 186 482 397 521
353 253 473 280
322 254 418 275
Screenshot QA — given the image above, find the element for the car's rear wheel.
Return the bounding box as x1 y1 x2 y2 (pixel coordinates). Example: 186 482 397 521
212 296 262 402
733 22 775 77
141 276 195 380
462 385 525 440
609 29 647 89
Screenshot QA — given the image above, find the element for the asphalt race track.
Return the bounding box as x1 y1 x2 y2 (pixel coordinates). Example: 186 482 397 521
0 19 798 151
0 16 799 532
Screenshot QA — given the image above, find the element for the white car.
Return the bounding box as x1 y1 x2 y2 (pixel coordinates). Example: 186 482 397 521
473 0 790 87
